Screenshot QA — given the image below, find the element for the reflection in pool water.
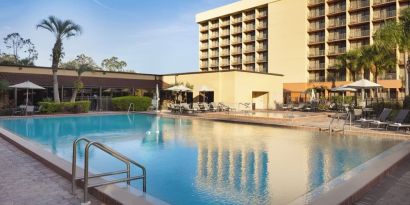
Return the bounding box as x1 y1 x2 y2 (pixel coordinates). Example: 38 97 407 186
0 114 402 205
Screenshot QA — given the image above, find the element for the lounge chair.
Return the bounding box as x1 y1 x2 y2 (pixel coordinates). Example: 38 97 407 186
219 103 235 112
192 103 202 112
292 103 305 111
34 105 42 114
181 103 195 113
200 103 211 112
281 104 293 111
210 102 220 111
26 106 35 115
358 108 392 128
383 109 410 130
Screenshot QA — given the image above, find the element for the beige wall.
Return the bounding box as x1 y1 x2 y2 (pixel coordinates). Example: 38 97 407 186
268 0 308 83
162 71 283 109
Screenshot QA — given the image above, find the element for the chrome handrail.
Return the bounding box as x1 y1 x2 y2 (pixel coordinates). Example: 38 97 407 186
72 137 146 203
128 103 135 113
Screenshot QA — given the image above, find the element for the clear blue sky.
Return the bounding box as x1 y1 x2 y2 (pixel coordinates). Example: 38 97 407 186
0 0 237 74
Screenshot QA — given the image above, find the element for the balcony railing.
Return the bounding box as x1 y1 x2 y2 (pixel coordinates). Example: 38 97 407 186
200 35 208 40
220 21 230 27
309 24 325 31
350 15 370 24
373 0 395 6
309 10 325 18
232 29 242 34
232 49 242 54
244 36 255 42
244 14 256 21
232 60 242 65
200 45 208 50
244 25 255 31
257 34 268 40
328 5 346 14
258 11 268 18
220 41 230 46
257 22 268 29
209 52 219 58
200 26 208 31
244 48 256 53
209 44 219 48
373 10 396 20
309 63 325 70
328 47 346 54
200 63 208 68
220 31 230 37
350 0 370 10
232 18 242 24
350 30 370 38
244 59 255 64
257 46 268 51
309 50 325 56
220 61 230 66
232 39 242 44
309 36 325 43
200 55 208 59
257 57 268 62
209 62 219 67
308 0 324 6
309 76 326 82
328 33 346 41
329 20 346 28
220 51 230 56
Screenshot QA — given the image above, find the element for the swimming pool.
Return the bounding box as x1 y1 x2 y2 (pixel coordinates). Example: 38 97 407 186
0 114 403 205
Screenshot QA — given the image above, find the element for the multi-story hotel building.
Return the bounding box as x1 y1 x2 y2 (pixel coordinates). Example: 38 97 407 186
196 0 410 101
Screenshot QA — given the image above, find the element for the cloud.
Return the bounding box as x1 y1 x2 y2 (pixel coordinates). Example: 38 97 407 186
2 26 11 30
92 0 113 10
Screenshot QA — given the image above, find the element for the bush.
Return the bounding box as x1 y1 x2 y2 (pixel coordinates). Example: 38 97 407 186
111 96 152 111
39 101 90 114
404 96 410 110
330 96 354 105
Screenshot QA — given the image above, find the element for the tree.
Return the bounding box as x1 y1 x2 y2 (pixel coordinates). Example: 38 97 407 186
0 80 9 93
373 8 410 95
61 54 97 102
37 16 82 103
21 39 38 65
336 49 362 81
101 56 127 71
3 33 24 63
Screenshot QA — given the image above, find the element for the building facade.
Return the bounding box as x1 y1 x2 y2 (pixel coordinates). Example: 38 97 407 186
196 0 410 101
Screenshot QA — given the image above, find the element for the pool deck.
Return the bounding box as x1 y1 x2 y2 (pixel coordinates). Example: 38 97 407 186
0 137 102 205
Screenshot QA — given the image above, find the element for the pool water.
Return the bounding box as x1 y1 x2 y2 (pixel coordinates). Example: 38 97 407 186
230 111 308 119
0 114 402 205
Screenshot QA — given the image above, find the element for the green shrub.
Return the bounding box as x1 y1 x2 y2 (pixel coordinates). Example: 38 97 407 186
38 101 90 114
404 96 410 110
330 96 354 105
111 96 152 111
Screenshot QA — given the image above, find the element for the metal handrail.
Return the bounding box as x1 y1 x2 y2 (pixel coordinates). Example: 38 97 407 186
72 137 146 203
128 103 135 113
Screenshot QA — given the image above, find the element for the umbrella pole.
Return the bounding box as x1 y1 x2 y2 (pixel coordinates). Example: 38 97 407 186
26 88 29 116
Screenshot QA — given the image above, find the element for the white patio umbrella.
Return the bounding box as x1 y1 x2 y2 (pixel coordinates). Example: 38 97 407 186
9 81 45 110
310 89 316 102
155 84 160 112
166 85 192 103
199 85 213 102
330 85 357 104
346 79 382 101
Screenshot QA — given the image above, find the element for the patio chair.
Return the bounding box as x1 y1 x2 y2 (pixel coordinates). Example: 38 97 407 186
292 103 305 111
200 103 211 112
352 109 363 120
34 105 42 114
384 109 410 130
281 103 293 111
26 106 35 115
181 103 195 114
208 102 218 112
192 103 202 112
219 103 236 112
358 108 392 128
12 107 23 116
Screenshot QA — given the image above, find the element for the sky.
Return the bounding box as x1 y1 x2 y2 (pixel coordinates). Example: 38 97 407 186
0 0 237 74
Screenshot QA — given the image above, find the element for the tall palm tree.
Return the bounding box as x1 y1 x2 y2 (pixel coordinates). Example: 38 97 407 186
70 64 94 102
36 16 82 103
336 49 361 81
374 8 410 95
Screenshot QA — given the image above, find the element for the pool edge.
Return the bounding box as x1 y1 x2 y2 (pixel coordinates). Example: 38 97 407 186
0 127 168 205
288 141 410 205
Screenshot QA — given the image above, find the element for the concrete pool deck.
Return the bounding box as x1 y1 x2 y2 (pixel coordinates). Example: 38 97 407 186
0 111 409 205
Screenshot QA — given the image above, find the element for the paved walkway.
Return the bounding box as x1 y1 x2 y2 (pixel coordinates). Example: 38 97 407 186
355 157 410 205
0 137 102 205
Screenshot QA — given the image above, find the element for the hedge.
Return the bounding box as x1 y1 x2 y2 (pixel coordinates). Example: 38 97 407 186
39 101 90 114
111 96 151 111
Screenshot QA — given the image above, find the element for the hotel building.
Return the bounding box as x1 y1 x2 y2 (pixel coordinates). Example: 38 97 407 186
196 0 410 101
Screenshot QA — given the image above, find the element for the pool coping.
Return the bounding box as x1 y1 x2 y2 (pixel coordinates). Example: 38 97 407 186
289 141 410 205
0 127 168 205
1 112 410 205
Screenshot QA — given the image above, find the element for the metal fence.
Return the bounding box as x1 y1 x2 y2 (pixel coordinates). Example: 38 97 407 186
61 96 113 111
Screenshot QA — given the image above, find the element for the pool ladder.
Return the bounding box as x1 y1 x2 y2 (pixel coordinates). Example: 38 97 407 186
72 137 146 203
127 103 135 113
326 111 352 134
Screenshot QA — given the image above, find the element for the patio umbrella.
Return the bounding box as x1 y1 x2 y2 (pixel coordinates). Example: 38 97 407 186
199 85 213 102
166 85 192 103
346 79 382 101
310 89 315 102
9 81 45 109
156 84 160 112
330 85 357 104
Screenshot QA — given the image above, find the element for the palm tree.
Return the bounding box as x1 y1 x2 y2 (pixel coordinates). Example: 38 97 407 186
374 8 410 95
70 64 94 102
336 49 362 81
36 16 82 103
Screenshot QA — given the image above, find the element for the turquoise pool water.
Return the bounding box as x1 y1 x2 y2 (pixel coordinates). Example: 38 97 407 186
0 114 402 205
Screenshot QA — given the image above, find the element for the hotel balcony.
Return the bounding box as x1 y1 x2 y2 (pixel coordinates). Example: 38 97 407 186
209 24 219 30
308 36 325 44
220 32 230 37
232 18 242 24
244 59 255 64
373 0 396 7
244 48 256 53
209 44 219 49
308 63 325 70
210 34 219 39
200 25 209 32
328 33 346 42
350 0 370 11
257 57 268 63
257 46 268 51
244 25 255 32
349 30 370 39
257 11 268 19
378 73 397 80
220 61 230 66
308 10 325 20
257 34 268 40
244 14 256 22
309 24 325 32
200 63 208 68
309 50 325 57
328 20 346 29
220 51 230 57
231 29 242 35
200 45 209 50
373 10 397 21
257 22 267 30
209 62 219 67
327 75 346 81
200 35 208 41
308 0 325 7
328 5 346 16
231 60 242 65
231 49 242 55
200 55 208 59
220 21 230 27
309 76 326 82
350 15 370 25
220 41 230 47
243 36 255 43
209 53 219 58
328 47 346 55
